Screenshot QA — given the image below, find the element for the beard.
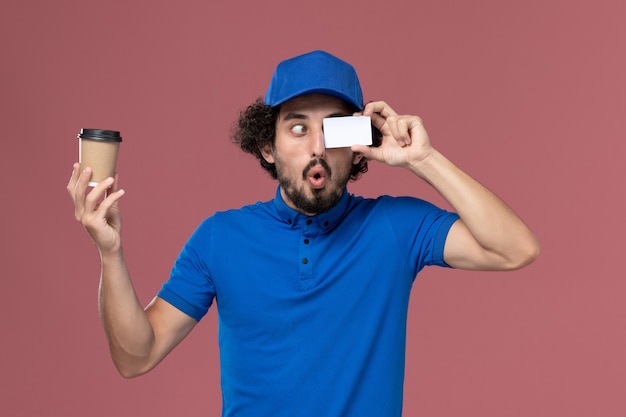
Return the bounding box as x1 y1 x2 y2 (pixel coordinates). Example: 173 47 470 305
275 157 351 215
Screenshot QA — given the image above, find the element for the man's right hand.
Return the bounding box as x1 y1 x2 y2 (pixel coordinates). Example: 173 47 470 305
67 163 125 255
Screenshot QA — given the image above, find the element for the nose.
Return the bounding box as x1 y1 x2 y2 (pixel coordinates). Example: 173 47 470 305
311 127 325 157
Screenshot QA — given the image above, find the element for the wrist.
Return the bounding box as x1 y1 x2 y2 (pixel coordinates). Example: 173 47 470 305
406 148 441 179
100 245 124 264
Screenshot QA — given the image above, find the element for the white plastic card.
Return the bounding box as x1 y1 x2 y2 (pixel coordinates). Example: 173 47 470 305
323 116 372 148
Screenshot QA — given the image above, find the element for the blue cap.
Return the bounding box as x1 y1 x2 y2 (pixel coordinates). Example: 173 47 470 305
264 50 364 110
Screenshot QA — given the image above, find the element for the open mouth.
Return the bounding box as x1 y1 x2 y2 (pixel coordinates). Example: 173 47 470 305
303 159 331 189
307 166 327 188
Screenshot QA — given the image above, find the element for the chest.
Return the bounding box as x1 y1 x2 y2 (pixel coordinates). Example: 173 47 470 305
207 219 412 333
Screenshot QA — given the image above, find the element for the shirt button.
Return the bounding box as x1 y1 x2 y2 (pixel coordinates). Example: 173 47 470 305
306 219 312 225
304 239 310 244
324 221 329 227
302 258 308 264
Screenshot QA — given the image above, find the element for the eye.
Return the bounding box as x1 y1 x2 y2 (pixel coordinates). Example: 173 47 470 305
290 124 308 136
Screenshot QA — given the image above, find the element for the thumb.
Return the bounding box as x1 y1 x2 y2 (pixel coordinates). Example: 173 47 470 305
351 144 376 160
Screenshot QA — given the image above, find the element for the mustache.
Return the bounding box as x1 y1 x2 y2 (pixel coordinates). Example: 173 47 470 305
302 158 332 180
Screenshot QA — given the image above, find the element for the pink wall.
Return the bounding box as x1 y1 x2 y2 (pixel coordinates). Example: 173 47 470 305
2 0 625 415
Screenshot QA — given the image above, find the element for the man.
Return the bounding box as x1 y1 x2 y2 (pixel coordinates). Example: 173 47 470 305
68 50 539 416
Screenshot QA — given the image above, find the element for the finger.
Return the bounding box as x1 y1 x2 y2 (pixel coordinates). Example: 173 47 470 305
363 101 398 118
351 144 371 156
84 176 115 214
394 117 414 146
96 187 125 218
404 116 426 146
73 167 93 221
66 163 80 198
351 144 380 162
390 116 424 147
105 173 120 198
368 112 387 132
382 115 408 146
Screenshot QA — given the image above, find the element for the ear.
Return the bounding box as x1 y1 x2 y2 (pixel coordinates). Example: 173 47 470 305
352 152 363 165
259 143 275 164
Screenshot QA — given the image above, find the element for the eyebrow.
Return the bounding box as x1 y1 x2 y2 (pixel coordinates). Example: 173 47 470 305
281 111 350 122
282 113 308 121
325 112 350 118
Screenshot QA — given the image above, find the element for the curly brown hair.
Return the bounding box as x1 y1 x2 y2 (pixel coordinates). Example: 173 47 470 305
231 97 381 181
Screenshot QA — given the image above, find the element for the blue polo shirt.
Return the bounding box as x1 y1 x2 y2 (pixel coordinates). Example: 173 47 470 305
158 187 459 417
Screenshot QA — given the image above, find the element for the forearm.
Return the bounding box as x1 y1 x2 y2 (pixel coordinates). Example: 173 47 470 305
99 248 155 377
409 149 539 269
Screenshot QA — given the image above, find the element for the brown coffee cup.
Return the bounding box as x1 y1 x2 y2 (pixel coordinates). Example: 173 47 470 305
78 129 122 186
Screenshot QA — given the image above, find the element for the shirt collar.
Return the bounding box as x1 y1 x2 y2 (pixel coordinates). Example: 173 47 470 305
273 186 350 230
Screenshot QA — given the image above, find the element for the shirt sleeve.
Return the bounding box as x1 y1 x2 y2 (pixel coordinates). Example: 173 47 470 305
158 218 216 321
382 196 459 276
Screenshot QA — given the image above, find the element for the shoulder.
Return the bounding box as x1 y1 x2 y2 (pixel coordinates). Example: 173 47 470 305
190 199 278 239
201 199 275 224
349 193 445 216
347 194 459 241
